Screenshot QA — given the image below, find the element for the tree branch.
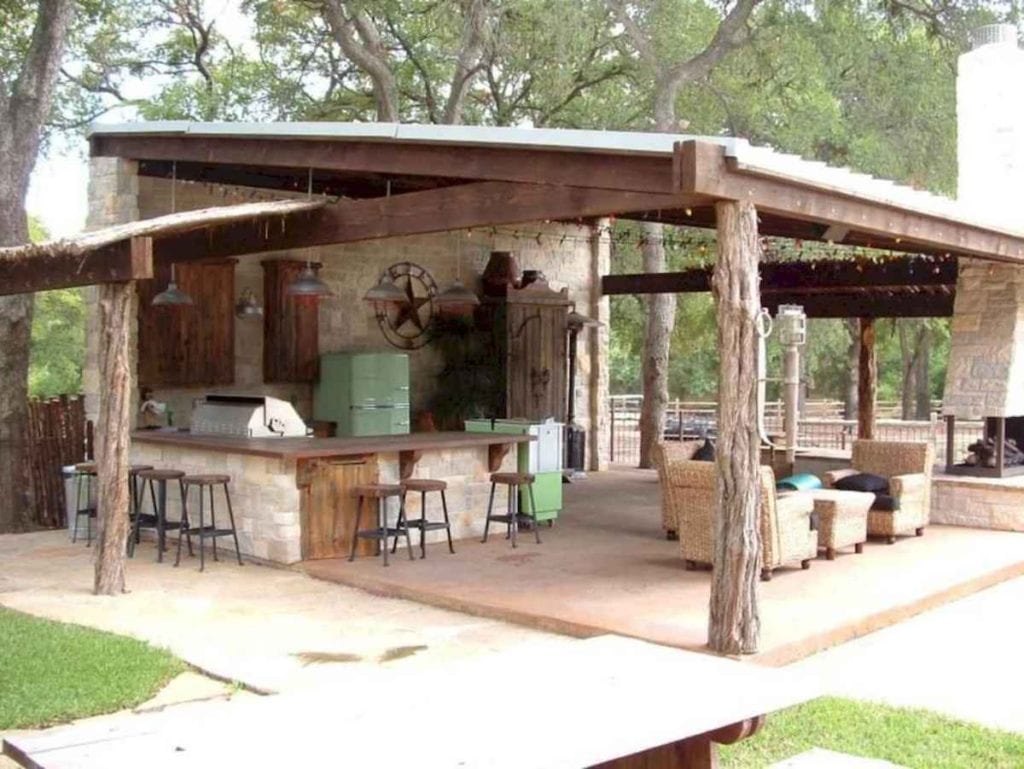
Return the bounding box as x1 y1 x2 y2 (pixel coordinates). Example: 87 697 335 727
321 0 399 121
442 0 493 125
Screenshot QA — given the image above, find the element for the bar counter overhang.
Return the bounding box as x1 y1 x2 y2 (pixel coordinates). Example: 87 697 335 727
131 429 533 564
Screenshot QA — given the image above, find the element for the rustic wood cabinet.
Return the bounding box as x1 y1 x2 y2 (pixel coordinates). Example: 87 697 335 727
137 259 235 387
262 259 320 383
299 455 379 559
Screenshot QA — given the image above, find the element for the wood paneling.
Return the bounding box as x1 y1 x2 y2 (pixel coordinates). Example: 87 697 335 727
262 259 320 383
137 259 235 387
505 284 569 421
299 455 379 559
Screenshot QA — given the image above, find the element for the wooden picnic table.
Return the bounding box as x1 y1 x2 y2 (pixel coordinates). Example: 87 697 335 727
3 635 818 769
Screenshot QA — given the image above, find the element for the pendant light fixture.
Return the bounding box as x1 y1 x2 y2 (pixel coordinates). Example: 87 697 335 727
435 232 480 315
152 161 195 307
361 181 404 309
286 168 333 298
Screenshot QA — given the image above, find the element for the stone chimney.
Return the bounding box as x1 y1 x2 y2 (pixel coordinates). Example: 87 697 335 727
942 24 1024 420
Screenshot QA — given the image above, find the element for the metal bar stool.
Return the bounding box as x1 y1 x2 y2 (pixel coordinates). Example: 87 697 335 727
349 484 413 566
128 464 153 550
175 474 243 572
482 472 540 548
72 462 98 545
132 468 187 561
396 479 454 559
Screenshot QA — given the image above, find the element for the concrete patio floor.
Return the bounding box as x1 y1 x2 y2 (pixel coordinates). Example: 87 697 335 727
0 530 556 694
304 468 1024 665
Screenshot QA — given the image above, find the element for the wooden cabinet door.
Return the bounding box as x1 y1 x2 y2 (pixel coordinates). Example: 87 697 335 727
506 302 569 421
137 259 235 387
299 455 379 559
262 259 320 383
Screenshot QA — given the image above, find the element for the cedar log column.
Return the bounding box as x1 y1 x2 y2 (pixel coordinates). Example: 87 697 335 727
93 280 134 595
857 317 876 440
708 200 762 655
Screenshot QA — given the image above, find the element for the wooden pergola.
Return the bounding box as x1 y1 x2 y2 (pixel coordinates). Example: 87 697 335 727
4 122 1023 652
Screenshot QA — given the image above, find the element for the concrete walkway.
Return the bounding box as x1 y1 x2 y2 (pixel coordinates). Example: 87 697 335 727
0 530 555 693
789 575 1024 733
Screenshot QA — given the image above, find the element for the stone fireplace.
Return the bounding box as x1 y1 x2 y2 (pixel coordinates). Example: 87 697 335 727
944 415 1024 478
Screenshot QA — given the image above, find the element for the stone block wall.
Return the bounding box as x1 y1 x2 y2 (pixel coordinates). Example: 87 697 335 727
931 474 1024 531
943 259 1024 418
84 171 610 469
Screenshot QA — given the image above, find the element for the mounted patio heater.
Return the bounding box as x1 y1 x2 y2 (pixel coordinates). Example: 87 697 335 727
757 305 807 466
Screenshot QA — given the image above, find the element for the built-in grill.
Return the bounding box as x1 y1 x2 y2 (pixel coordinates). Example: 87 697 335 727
191 395 308 438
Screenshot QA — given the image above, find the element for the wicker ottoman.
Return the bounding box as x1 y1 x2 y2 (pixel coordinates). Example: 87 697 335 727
812 489 874 560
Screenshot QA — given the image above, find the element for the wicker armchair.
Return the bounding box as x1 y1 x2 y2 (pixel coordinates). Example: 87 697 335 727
652 440 702 540
823 439 934 544
664 459 817 581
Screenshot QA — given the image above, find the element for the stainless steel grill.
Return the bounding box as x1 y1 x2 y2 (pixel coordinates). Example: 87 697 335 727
191 395 308 438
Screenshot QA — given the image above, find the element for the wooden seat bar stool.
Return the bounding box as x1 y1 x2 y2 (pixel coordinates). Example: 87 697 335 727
482 472 541 549
127 464 153 549
175 474 243 572
132 468 187 561
349 484 413 566
397 479 454 559
72 462 98 545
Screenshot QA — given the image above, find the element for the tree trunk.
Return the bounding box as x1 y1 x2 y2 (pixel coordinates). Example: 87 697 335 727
843 318 859 420
93 281 134 595
0 202 33 532
898 320 915 420
857 318 876 439
914 326 931 420
708 200 761 656
637 221 677 469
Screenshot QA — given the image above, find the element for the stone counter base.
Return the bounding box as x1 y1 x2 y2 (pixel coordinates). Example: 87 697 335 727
931 473 1024 532
130 442 516 565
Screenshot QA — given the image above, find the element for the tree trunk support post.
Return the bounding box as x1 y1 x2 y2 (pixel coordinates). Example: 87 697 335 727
857 317 876 440
93 244 145 595
708 200 762 656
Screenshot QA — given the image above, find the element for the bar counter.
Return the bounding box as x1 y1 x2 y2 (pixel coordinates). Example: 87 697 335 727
129 429 530 564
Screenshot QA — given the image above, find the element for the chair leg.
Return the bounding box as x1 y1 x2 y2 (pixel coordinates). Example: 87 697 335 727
209 485 219 563
180 480 193 557
419 490 427 559
380 499 389 568
482 483 496 543
175 483 188 568
510 485 518 549
760 568 773 582
86 476 93 546
528 483 541 545
854 542 864 554
156 480 167 563
391 495 406 555
198 486 206 573
401 496 414 561
348 496 364 562
441 490 454 554
223 483 242 565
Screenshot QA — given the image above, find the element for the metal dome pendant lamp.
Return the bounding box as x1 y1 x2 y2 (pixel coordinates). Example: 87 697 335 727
286 169 333 299
152 161 195 307
435 233 480 316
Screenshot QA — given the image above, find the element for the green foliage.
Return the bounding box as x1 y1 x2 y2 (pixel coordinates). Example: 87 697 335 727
721 696 1024 769
428 314 505 428
0 607 184 729
27 217 85 398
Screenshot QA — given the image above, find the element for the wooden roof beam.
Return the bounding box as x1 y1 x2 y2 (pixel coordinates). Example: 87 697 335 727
675 140 1024 263
149 181 688 264
92 134 679 194
0 237 153 296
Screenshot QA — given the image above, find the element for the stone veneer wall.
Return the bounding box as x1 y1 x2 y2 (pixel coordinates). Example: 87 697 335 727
931 474 1024 532
943 259 1024 419
83 163 610 470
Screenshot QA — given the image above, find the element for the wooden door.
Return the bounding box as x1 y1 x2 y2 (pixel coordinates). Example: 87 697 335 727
505 283 570 421
262 259 320 383
299 455 379 559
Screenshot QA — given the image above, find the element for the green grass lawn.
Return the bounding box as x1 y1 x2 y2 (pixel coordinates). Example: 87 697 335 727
0 607 185 730
721 697 1024 769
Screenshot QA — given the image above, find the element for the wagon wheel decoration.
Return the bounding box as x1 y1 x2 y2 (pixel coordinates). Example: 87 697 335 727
374 262 438 350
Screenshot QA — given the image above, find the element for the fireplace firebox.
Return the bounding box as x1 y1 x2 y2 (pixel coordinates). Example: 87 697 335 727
945 415 1024 478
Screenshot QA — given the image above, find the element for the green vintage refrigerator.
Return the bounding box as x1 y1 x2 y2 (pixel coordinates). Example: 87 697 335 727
464 418 563 521
314 352 410 436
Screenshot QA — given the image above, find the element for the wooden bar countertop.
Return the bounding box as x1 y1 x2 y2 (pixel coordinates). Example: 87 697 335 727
131 428 533 460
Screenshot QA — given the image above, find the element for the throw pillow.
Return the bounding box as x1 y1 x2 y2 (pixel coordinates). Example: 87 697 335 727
834 472 889 494
693 439 715 462
871 494 900 512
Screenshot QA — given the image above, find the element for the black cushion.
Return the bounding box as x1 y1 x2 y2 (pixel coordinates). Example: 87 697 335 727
871 494 900 512
693 439 715 462
834 472 889 494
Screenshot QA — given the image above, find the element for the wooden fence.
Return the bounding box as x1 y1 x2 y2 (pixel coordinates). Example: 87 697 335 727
26 395 90 529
